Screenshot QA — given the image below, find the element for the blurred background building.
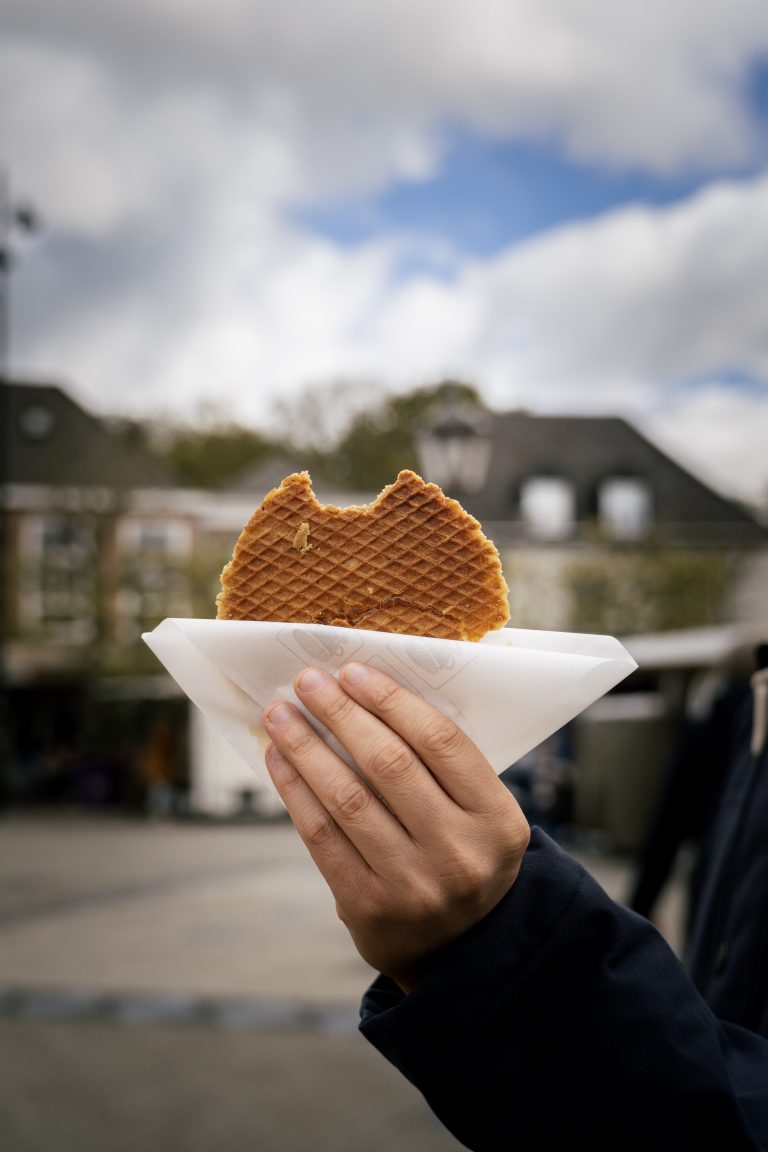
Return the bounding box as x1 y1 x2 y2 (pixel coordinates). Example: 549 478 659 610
2 377 766 842
3 7 768 1150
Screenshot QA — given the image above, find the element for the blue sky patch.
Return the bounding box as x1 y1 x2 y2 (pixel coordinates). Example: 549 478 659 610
290 125 765 260
674 368 768 396
745 55 768 120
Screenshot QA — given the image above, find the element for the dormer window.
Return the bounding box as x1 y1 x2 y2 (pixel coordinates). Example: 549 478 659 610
520 476 575 540
598 477 652 540
19 404 55 440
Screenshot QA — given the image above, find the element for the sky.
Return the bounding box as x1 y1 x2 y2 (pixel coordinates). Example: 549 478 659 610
3 0 768 508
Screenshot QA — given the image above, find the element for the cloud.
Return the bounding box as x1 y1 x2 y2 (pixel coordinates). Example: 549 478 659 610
5 0 768 209
643 384 768 506
3 2 768 507
14 163 767 506
469 172 768 398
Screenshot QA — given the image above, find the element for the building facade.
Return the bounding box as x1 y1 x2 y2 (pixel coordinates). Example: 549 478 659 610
2 381 765 820
419 410 767 635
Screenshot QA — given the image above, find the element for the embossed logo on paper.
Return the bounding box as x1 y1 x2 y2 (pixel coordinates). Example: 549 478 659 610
277 625 364 666
390 636 478 689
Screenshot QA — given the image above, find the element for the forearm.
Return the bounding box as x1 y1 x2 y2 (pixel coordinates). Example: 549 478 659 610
360 830 768 1151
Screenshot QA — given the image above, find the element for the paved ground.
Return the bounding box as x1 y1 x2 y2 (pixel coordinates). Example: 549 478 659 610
0 811 687 1152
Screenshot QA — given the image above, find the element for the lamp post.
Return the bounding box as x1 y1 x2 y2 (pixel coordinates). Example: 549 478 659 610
417 401 493 495
0 173 41 803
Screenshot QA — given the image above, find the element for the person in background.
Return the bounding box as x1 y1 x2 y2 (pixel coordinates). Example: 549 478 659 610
261 645 768 1151
141 713 178 819
500 724 576 839
627 642 754 956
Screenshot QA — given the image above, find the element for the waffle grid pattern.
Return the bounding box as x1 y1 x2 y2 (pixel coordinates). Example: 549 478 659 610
216 470 510 641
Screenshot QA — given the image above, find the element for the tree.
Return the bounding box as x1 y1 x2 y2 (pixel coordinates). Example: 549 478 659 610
111 406 280 489
112 380 488 491
269 379 384 454
319 379 487 489
566 546 732 635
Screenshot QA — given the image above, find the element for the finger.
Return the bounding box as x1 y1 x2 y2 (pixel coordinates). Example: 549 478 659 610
264 742 372 896
338 662 511 814
262 699 413 874
293 667 452 835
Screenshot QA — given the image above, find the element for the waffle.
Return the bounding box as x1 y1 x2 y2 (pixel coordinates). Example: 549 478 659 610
216 470 510 641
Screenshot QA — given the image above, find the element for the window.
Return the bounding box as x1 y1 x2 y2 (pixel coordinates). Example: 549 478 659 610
19 404 55 440
598 477 652 540
18 515 97 641
117 519 192 557
520 476 575 540
116 518 193 637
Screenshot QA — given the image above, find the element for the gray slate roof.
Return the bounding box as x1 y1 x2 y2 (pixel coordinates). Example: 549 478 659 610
441 413 766 546
2 380 177 489
229 454 377 508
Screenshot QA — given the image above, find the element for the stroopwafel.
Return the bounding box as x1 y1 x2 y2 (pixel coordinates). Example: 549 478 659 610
216 470 509 641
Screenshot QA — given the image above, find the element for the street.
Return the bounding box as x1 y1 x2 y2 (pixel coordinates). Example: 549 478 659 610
0 812 684 1151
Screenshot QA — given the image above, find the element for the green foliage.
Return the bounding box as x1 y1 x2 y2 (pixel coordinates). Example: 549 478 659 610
269 380 383 454
319 379 486 489
113 380 486 491
185 541 233 619
161 424 278 489
566 546 733 635
110 408 279 489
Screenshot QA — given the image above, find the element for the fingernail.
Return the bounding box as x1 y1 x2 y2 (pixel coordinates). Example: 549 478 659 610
297 667 326 692
264 702 293 726
342 662 368 685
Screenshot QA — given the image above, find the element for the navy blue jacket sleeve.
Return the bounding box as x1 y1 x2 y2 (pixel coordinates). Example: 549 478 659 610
359 828 768 1151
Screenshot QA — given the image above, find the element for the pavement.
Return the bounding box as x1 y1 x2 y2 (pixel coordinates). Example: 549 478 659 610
0 811 687 1152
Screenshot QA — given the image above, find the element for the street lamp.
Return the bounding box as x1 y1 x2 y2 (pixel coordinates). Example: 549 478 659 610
417 402 493 494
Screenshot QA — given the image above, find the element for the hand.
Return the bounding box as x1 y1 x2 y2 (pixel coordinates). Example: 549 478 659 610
262 662 530 992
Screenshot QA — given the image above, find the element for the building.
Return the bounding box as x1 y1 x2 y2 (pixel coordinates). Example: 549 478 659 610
419 409 767 633
1 380 203 808
1 380 204 667
3 380 765 822
0 381 373 814
417 407 768 850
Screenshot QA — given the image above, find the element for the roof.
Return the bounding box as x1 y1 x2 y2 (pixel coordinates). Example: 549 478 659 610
1 380 177 490
452 413 766 546
620 623 768 672
228 454 377 508
229 453 309 494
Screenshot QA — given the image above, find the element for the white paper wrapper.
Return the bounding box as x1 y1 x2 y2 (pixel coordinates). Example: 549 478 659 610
142 620 637 789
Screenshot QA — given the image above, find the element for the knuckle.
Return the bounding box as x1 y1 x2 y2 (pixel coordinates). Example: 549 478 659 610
342 884 382 925
421 717 463 758
402 879 447 927
442 845 489 899
285 727 318 760
505 818 532 861
335 899 352 928
368 740 416 785
305 812 338 849
483 783 531 838
328 776 372 822
410 877 443 917
368 676 404 716
321 689 356 727
275 768 302 799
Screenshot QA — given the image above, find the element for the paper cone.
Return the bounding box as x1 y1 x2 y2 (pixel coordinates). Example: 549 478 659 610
143 620 637 788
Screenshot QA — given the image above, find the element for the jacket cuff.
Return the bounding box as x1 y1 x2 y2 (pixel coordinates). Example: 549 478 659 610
360 825 586 1030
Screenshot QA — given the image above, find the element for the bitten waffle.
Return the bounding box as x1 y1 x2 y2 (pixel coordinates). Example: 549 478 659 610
216 470 510 641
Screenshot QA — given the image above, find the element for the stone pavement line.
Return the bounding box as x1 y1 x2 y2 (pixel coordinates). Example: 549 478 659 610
0 984 360 1033
0 859 273 928
0 816 377 1005
0 816 685 1011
